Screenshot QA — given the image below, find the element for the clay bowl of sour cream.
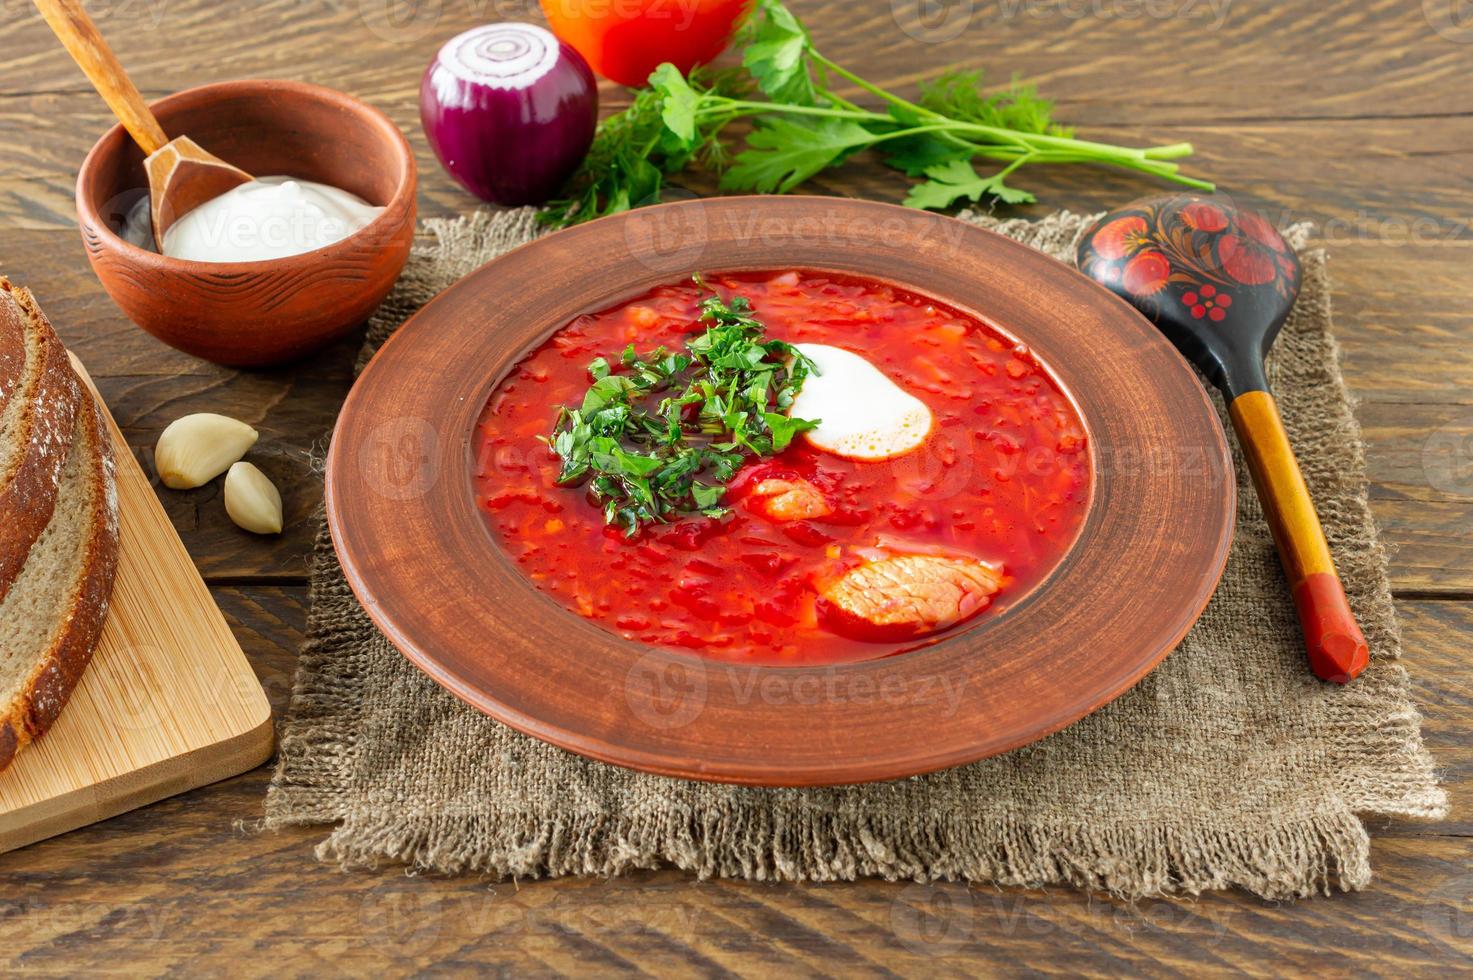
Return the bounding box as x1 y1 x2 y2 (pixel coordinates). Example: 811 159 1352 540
75 79 416 366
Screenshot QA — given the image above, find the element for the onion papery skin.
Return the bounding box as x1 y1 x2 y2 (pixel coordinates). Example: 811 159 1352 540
421 23 598 206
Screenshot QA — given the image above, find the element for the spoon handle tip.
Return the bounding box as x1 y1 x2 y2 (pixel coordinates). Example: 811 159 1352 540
1293 574 1370 684
1229 390 1369 683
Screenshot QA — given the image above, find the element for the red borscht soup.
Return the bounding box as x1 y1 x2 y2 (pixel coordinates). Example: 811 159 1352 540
474 271 1091 665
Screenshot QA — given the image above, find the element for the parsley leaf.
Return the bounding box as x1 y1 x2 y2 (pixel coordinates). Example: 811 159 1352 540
721 117 875 193
763 412 818 453
690 482 725 511
903 158 1038 210
883 134 974 177
741 0 820 106
650 63 699 144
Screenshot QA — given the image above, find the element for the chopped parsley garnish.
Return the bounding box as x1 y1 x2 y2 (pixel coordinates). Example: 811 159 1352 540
546 279 818 536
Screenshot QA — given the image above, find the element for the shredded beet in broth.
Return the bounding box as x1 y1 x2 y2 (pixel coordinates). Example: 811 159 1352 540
474 270 1091 665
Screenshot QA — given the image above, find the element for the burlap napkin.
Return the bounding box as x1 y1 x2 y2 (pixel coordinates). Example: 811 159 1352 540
264 207 1445 899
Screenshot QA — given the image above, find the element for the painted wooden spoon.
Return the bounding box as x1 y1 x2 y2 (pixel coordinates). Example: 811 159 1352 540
1078 193 1369 684
33 0 250 250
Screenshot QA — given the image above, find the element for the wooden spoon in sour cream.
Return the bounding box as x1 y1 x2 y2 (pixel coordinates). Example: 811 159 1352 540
33 0 252 250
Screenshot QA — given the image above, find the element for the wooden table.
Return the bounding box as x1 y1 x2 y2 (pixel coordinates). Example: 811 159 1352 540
2 0 1469 972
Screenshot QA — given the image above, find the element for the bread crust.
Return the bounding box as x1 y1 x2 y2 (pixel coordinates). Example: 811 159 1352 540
0 389 119 771
0 280 84 603
0 287 24 419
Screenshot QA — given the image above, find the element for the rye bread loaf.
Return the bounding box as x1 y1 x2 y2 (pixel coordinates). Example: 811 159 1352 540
0 279 83 602
0 388 118 771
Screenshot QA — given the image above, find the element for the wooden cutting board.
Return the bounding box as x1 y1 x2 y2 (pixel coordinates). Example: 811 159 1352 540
0 357 273 853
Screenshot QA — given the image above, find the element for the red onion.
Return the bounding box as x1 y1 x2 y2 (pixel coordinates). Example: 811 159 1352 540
421 23 597 207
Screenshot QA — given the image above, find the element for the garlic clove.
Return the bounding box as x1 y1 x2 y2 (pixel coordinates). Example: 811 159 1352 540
224 461 283 535
155 413 259 489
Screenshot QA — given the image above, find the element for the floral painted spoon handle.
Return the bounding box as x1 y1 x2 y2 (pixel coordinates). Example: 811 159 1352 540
1078 194 1368 683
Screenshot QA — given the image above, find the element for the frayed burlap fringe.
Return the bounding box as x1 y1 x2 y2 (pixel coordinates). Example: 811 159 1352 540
265 206 1446 900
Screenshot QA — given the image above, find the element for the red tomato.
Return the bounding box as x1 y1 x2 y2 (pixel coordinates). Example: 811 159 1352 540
540 0 750 87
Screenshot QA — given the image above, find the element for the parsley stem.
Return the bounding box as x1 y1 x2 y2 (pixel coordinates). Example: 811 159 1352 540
809 50 941 124
990 153 1031 182
705 99 1037 153
866 122 1000 145
710 98 889 122
702 96 1186 168
812 61 864 114
954 143 1212 189
1144 142 1195 160
803 48 1195 168
699 93 1215 189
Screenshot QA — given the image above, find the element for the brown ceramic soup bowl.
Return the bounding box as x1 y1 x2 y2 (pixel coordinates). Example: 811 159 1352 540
325 197 1237 785
75 79 416 367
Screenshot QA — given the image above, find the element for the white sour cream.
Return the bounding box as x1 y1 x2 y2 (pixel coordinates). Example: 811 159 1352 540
788 343 934 461
154 176 384 262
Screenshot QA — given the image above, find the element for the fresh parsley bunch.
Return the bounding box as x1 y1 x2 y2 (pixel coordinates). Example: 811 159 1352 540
543 0 1212 228
547 283 818 535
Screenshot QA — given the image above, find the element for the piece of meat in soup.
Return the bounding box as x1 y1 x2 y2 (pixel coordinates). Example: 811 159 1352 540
745 477 833 522
818 555 1003 641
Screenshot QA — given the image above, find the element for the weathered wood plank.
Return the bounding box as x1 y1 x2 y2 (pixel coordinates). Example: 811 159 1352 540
1390 600 1471 832
0 589 1462 975
5 0 1471 119
0 0 1467 970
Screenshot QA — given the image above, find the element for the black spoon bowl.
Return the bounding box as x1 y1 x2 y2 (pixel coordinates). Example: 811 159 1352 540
1078 193 1368 683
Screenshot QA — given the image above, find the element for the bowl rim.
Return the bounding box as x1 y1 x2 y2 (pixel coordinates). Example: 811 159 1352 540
324 196 1237 786
74 78 417 273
